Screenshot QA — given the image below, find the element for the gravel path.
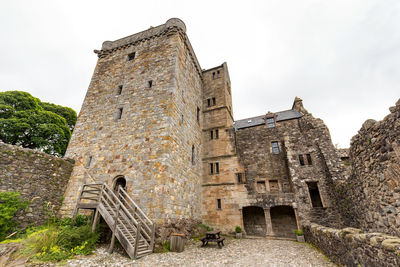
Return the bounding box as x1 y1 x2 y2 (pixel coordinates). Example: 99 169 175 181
61 238 336 267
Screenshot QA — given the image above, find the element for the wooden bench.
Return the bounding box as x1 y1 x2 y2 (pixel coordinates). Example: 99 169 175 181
201 230 225 248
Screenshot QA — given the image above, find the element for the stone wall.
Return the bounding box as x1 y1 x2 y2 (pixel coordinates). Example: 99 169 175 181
303 222 400 267
335 98 400 236
0 142 74 228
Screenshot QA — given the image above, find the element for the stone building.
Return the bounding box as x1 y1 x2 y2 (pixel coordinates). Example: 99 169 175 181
61 18 346 238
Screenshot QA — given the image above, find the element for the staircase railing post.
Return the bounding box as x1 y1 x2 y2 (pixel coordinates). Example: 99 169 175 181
91 184 104 232
108 193 121 254
134 222 142 259
150 223 155 251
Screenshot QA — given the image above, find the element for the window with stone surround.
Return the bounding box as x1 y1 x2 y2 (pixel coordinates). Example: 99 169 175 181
212 72 216 79
299 154 305 166
85 156 92 168
210 129 219 140
257 181 266 192
117 85 123 95
116 108 123 120
210 162 219 174
217 199 221 209
217 70 221 78
215 129 219 139
210 130 214 140
306 154 312 165
210 163 214 174
127 52 136 61
215 162 219 174
271 141 280 154
212 97 216 106
207 98 211 107
236 173 243 183
148 80 153 88
191 145 195 165
266 117 275 128
269 180 279 192
196 107 200 123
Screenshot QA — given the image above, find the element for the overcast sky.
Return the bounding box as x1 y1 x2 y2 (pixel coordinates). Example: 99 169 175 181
0 0 399 148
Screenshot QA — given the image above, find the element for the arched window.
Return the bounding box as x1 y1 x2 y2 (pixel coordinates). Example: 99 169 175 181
113 175 126 194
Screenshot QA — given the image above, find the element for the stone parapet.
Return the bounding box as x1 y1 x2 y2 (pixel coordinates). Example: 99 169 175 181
303 222 400 267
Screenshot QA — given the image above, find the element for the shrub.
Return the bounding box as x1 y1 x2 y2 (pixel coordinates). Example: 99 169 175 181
19 215 99 261
197 223 213 232
294 229 303 236
235 226 242 233
0 191 29 241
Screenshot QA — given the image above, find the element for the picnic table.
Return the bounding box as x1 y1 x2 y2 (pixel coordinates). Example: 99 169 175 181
201 230 225 248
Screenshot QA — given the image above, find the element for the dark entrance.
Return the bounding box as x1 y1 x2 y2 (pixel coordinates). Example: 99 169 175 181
113 176 126 194
306 182 323 207
242 206 266 236
270 205 297 238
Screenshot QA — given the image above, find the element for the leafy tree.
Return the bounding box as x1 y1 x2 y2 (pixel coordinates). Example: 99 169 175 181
0 91 77 156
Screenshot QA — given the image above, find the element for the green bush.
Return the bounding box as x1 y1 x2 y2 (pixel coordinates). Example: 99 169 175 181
20 215 99 261
294 229 303 236
197 223 213 232
0 191 29 241
235 226 242 233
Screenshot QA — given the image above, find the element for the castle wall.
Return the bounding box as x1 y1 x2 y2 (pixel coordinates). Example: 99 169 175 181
335 99 400 236
0 142 73 228
60 21 202 225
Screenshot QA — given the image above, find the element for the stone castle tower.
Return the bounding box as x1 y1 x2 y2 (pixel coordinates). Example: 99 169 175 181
61 18 204 224
61 18 346 237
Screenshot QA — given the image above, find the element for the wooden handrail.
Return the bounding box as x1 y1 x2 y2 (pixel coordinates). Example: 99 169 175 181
120 188 153 225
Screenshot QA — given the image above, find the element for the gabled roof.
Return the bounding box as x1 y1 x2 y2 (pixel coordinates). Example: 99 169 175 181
234 109 303 130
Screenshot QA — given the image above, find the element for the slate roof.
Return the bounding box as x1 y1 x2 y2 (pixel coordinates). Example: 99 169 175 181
234 109 303 130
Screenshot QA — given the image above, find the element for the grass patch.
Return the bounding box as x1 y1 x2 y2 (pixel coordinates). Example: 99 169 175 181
4 215 99 262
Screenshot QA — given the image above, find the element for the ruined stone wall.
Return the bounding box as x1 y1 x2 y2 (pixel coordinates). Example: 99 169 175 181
303 222 400 267
0 142 73 228
336 99 400 236
61 19 203 225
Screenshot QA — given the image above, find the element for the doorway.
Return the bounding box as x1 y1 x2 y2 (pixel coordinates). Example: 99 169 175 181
270 205 297 238
242 206 266 236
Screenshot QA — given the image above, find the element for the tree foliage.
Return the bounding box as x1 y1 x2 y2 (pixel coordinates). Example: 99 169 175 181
0 91 77 156
0 191 29 241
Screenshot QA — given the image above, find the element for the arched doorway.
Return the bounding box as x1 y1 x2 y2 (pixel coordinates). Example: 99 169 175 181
242 206 266 236
112 175 126 194
270 205 297 238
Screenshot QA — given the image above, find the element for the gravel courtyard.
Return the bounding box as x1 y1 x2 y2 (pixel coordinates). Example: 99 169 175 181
62 238 336 267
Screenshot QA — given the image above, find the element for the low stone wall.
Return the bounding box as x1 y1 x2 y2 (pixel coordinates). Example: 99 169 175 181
303 222 400 267
0 142 74 228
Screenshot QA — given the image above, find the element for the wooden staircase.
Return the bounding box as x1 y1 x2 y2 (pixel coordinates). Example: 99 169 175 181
74 183 155 259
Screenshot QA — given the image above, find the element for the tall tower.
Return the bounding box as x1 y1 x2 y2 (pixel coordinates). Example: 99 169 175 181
60 18 203 225
201 63 245 231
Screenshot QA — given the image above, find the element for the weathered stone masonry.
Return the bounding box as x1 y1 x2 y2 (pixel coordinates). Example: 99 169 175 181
0 141 74 228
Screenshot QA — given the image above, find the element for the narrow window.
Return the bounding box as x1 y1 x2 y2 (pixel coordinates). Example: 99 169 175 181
217 70 220 78
196 107 200 122
266 117 275 128
271 141 280 154
148 80 153 88
212 72 216 79
207 98 211 107
237 173 242 183
215 162 219 174
269 180 279 192
299 154 305 166
215 129 219 139
182 89 184 99
306 154 312 165
85 156 92 168
210 130 214 140
191 145 195 165
117 85 123 95
212 97 216 106
257 181 266 192
307 182 323 207
181 114 184 125
210 163 214 174
128 52 136 61
217 199 221 209
117 108 123 120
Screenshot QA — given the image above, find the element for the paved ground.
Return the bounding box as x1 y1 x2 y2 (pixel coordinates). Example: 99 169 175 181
61 238 336 267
